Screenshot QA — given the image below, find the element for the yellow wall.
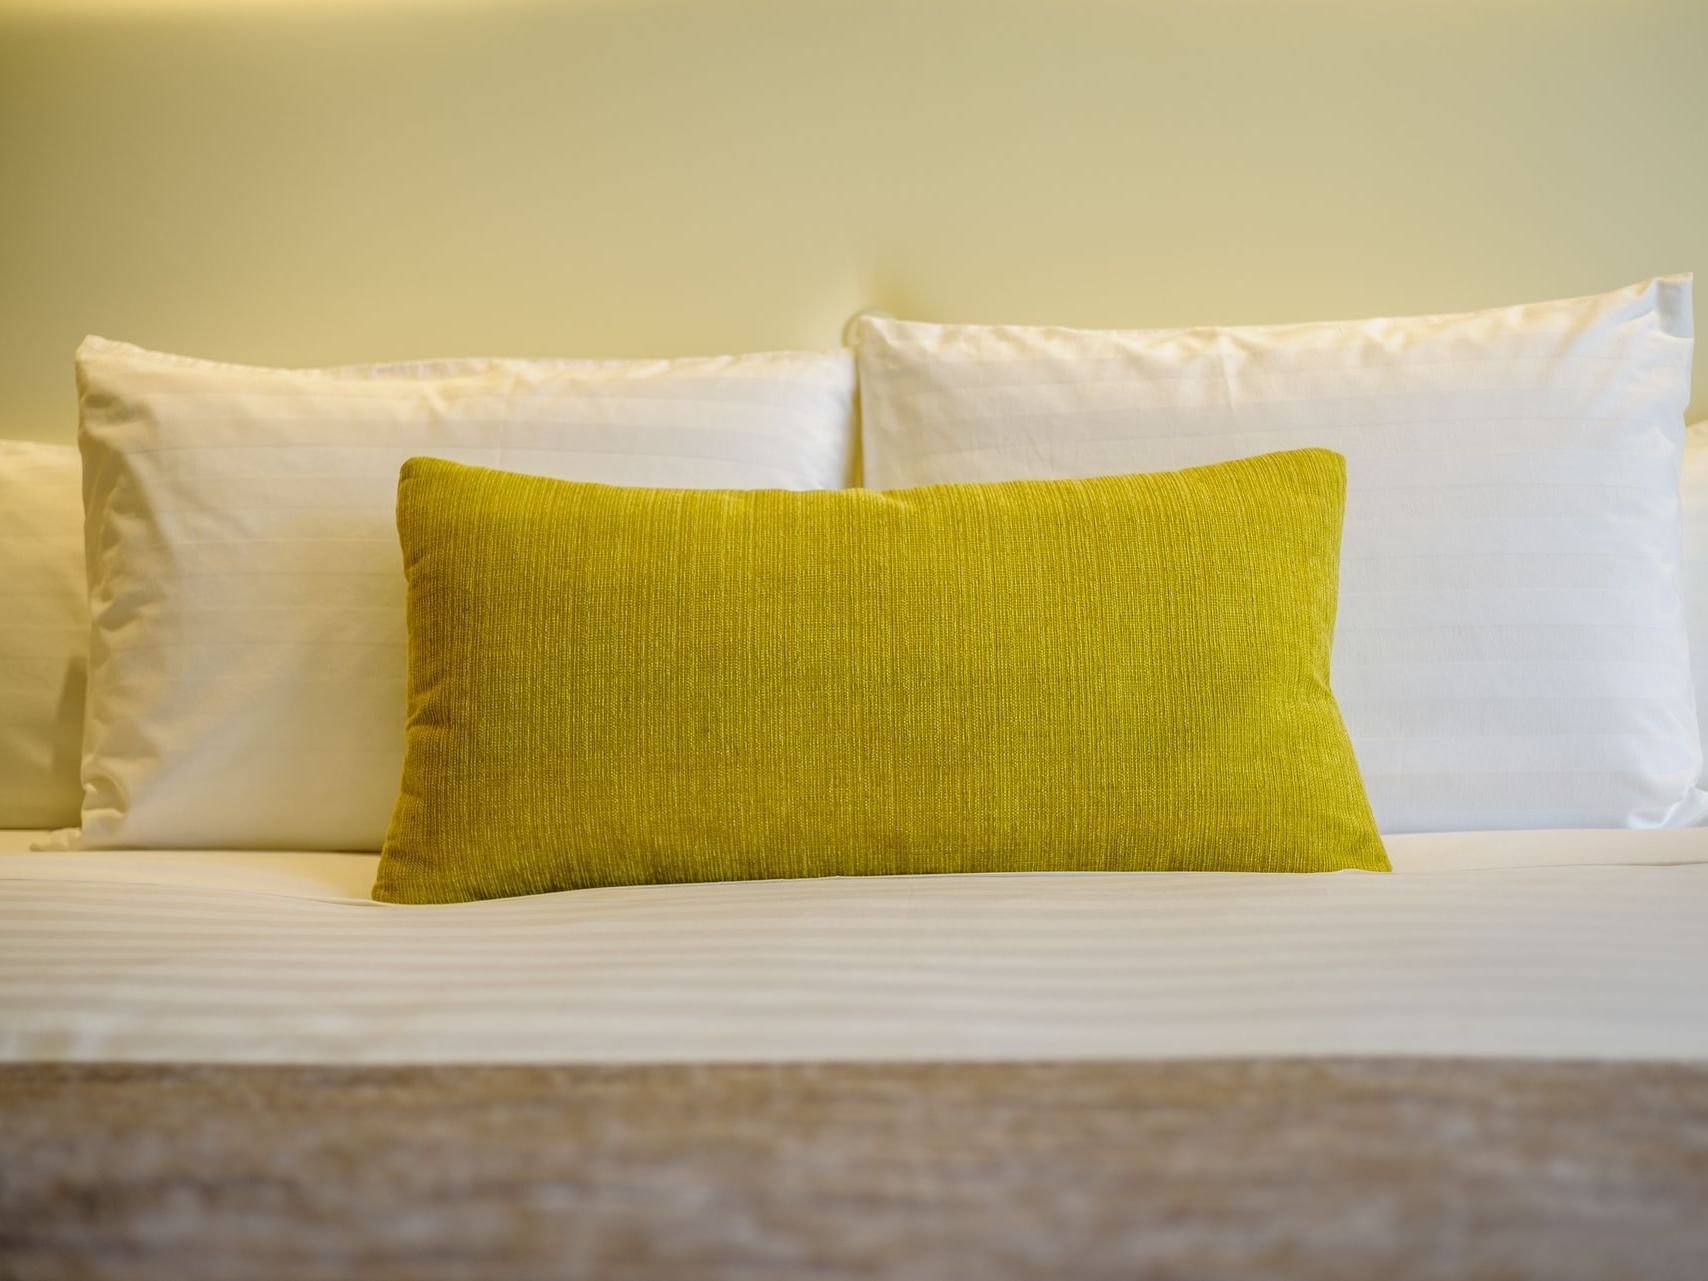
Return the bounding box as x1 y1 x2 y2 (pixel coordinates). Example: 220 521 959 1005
2 0 1704 442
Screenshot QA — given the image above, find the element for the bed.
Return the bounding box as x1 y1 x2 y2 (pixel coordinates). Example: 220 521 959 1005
10 302 1708 1278
5 828 1707 1278
7 2 1708 1275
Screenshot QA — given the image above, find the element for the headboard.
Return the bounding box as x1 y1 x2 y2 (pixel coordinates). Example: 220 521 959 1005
2 0 1703 442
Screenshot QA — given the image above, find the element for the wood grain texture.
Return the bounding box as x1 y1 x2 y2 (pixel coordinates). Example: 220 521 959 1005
3 1058 1707 1281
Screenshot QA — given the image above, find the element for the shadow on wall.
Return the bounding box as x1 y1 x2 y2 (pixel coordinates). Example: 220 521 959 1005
0 0 1702 440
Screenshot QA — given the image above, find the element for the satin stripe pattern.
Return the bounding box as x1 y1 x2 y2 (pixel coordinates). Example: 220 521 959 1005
70 338 857 852
0 442 86 829
2 831 1706 1063
856 278 1705 833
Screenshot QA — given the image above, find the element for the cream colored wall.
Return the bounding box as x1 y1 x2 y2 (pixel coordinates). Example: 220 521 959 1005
2 0 1704 443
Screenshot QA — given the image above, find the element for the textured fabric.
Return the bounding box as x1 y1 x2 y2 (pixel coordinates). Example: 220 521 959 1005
855 277 1705 834
0 442 86 829
376 449 1384 903
6 1063 1708 1281
5 832 1708 1063
70 337 856 852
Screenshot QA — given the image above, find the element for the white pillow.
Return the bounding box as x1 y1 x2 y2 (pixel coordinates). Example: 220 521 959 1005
71 338 857 851
1682 421 1708 761
856 278 1705 833
0 441 87 829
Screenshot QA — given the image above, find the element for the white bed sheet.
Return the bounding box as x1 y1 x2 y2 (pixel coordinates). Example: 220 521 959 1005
2 829 1705 1064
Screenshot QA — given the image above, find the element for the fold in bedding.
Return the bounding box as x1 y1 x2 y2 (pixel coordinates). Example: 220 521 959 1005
3 829 1706 1064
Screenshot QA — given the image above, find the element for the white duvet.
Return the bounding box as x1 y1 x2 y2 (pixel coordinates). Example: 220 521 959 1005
2 829 1705 1064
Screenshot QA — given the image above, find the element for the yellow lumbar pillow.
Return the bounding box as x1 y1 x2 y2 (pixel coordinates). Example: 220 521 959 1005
374 450 1387 903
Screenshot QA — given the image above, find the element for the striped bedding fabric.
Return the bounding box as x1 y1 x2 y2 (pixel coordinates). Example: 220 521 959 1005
3 828 1707 1279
